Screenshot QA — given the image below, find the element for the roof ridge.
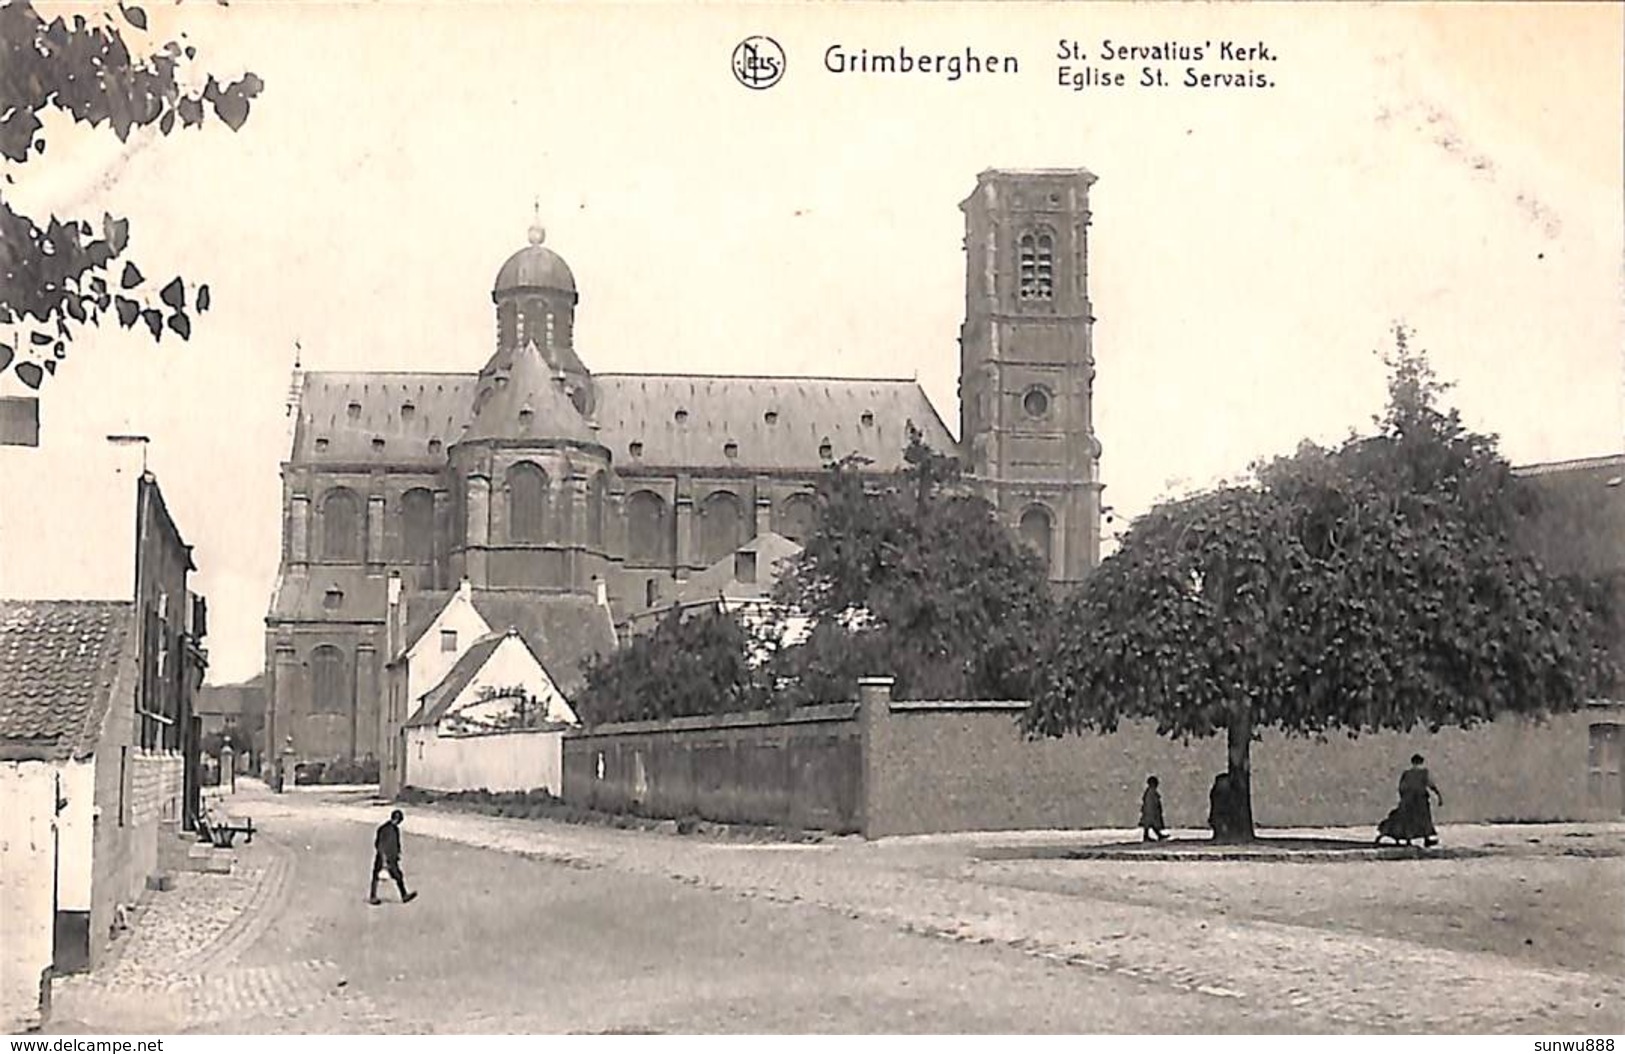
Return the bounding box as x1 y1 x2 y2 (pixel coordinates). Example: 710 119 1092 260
596 373 927 384
303 370 478 379
1515 452 1625 476
0 598 134 609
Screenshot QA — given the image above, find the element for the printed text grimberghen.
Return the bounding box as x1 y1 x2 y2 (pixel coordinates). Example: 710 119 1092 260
811 38 1281 90
823 45 1019 82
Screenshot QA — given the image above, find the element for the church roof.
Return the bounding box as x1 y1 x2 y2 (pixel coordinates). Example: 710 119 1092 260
290 371 953 473
269 567 387 623
459 341 599 447
0 600 136 761
593 374 952 471
291 372 475 466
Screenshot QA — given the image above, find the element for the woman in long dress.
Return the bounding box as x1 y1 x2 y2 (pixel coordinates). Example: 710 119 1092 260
1376 754 1444 846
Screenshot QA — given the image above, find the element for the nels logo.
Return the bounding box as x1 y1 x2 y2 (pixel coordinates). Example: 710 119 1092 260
732 36 785 90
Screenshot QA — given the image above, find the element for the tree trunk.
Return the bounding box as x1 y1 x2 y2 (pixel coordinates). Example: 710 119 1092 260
1226 703 1256 841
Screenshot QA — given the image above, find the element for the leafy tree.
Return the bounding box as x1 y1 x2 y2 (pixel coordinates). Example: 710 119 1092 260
771 428 1055 702
576 606 769 725
200 723 251 759
1 0 263 389
1024 328 1619 840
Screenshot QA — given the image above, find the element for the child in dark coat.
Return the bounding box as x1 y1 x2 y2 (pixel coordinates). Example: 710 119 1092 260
1139 775 1169 841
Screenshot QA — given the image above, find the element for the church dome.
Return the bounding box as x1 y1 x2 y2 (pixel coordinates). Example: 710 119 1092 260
494 224 576 295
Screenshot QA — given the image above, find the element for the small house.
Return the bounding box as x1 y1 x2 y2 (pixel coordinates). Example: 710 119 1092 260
403 629 578 795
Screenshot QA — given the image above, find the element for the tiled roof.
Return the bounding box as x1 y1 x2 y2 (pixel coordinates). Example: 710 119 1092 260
0 600 135 761
394 589 454 661
1515 451 1625 578
404 631 510 727
290 372 476 466
196 674 267 718
288 370 954 473
673 531 803 608
594 374 953 472
269 567 388 623
1514 453 1625 478
469 591 617 697
460 341 599 446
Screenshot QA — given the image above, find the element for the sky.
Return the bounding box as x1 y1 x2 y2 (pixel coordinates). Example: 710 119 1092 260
1 1 1621 684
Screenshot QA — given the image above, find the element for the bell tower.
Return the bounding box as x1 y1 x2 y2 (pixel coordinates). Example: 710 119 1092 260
959 168 1103 584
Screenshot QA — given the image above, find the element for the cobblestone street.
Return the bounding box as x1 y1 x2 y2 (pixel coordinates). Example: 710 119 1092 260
42 785 1625 1034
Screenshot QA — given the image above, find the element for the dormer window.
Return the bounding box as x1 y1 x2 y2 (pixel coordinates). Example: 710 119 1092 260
371 437 386 451
818 438 833 461
629 441 644 458
860 411 875 427
428 438 443 454
518 408 534 429
674 409 689 424
440 629 458 653
723 441 739 460
734 550 757 584
323 588 343 610
347 401 362 420
1018 231 1055 302
763 411 779 425
314 438 329 452
401 402 416 422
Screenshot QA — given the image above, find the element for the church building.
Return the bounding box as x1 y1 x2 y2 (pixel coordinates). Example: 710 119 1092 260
264 168 1106 778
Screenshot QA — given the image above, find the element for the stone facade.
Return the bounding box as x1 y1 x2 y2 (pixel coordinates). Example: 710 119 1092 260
960 169 1104 581
267 170 1106 769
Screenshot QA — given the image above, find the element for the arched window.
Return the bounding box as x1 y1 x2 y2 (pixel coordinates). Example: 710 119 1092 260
401 488 435 563
1019 231 1055 303
586 473 608 549
625 490 671 566
321 487 361 562
1019 505 1053 573
507 462 549 542
779 493 817 544
310 645 349 715
698 491 745 566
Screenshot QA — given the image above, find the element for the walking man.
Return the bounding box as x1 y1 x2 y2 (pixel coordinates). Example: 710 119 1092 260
1139 775 1169 842
369 809 417 905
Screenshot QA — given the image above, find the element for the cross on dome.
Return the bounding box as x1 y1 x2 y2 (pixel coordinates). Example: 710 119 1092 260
528 197 545 245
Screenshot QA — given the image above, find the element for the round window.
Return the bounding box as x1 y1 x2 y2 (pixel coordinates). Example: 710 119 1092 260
1023 387 1050 418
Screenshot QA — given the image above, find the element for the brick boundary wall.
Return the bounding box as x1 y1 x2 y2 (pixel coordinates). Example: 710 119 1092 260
562 704 862 832
857 678 1625 837
561 681 1625 839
